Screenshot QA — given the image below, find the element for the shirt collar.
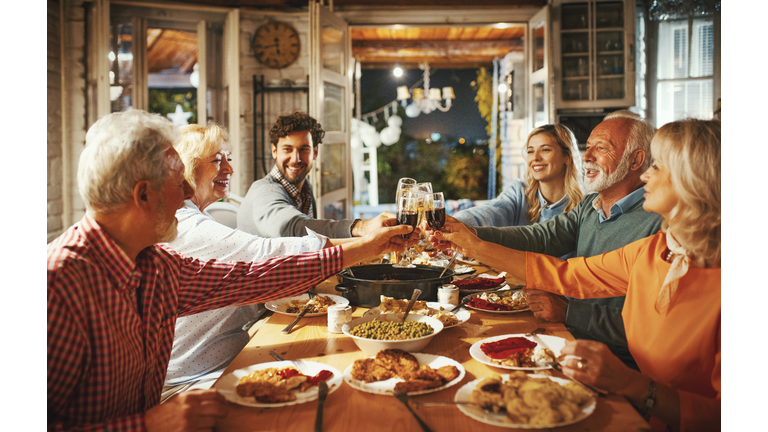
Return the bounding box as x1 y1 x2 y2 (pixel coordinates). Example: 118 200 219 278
536 189 569 210
270 165 301 199
591 187 646 223
80 213 137 291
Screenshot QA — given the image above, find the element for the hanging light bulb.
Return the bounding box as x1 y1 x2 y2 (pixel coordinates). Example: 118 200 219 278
393 64 403 77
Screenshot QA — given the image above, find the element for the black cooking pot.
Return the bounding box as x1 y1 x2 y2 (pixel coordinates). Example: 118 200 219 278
335 264 455 308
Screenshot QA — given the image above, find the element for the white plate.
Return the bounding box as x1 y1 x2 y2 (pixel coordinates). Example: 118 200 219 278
469 334 566 370
362 302 470 328
217 361 342 407
462 290 528 314
343 353 466 396
265 294 349 317
454 374 596 428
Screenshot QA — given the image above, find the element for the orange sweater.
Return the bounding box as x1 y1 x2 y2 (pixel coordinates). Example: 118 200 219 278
526 232 720 432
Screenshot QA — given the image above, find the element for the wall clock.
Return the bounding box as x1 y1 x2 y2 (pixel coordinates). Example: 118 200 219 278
251 21 301 69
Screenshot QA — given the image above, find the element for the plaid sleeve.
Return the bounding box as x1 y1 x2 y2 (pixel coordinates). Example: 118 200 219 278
166 245 344 317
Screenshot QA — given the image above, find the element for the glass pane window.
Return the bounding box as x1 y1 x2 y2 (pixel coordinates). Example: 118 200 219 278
321 142 346 194
691 18 714 77
322 82 344 131
656 16 715 128
657 20 688 79
109 18 134 112
532 23 545 73
322 25 343 74
147 28 198 125
656 80 713 126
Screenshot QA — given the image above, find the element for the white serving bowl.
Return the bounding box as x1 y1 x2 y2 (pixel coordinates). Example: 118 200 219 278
342 313 444 356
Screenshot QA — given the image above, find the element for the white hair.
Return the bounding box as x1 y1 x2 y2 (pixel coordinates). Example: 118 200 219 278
604 110 656 171
78 110 180 214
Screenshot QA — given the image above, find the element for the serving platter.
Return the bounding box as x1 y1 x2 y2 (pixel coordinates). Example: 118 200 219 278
343 353 465 396
454 374 596 428
363 302 470 328
265 293 349 317
217 361 342 407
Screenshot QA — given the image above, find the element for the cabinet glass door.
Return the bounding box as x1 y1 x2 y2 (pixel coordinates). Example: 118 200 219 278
595 1 625 99
560 2 590 101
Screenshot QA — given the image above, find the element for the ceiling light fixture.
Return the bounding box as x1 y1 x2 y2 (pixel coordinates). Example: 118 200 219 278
393 65 403 78
396 62 454 118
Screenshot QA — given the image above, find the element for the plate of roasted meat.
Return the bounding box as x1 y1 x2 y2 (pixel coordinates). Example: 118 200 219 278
343 349 465 396
216 361 342 407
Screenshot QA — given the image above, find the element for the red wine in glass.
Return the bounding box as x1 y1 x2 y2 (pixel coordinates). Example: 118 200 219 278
426 207 446 231
397 210 419 239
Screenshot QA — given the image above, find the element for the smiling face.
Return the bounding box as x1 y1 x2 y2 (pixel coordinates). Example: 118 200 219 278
582 118 633 193
192 144 233 211
526 133 570 184
640 161 679 219
272 131 317 187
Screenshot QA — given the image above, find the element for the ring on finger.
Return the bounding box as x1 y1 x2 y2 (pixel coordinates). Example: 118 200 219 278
576 359 588 372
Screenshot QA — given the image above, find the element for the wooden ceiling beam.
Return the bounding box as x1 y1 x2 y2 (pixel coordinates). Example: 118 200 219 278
352 39 523 51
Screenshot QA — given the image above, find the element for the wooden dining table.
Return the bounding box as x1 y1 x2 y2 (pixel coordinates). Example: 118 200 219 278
213 265 651 432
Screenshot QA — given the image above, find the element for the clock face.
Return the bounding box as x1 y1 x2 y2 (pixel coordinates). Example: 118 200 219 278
252 21 300 69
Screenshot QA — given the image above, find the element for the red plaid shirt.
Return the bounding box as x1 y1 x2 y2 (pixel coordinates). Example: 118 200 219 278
47 214 342 431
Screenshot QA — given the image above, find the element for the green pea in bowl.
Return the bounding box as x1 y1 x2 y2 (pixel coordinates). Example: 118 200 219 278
342 313 444 356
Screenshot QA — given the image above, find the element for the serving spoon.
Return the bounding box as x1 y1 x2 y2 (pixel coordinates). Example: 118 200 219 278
401 289 422 323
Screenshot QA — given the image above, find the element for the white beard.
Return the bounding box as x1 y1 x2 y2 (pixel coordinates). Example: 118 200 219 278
584 153 631 193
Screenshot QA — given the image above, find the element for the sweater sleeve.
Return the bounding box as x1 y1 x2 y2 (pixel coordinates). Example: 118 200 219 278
524 239 636 299
475 200 583 257
565 299 630 349
239 180 354 239
453 180 527 228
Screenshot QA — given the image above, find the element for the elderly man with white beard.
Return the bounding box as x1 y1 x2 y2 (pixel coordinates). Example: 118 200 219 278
458 110 661 369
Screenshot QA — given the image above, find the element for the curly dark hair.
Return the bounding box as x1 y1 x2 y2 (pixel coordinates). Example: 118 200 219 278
269 112 325 147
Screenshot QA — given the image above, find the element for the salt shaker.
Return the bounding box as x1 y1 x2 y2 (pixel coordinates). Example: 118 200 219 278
327 304 352 333
438 284 459 306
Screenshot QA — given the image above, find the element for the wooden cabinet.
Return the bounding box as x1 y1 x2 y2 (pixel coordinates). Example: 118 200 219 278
552 0 636 109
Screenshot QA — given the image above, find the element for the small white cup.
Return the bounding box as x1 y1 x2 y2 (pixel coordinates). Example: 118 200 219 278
438 284 459 306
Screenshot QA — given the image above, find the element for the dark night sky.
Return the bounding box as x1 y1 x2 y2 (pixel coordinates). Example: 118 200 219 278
358 68 489 144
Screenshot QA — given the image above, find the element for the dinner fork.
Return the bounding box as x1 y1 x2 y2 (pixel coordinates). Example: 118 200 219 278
546 362 607 397
394 392 435 432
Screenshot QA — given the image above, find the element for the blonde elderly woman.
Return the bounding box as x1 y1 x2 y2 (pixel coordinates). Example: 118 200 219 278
453 124 584 228
161 123 365 400
431 119 720 431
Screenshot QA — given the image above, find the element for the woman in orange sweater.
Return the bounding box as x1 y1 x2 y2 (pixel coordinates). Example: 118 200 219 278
432 119 720 432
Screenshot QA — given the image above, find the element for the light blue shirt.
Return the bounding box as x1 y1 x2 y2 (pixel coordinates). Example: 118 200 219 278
453 179 570 228
591 187 646 223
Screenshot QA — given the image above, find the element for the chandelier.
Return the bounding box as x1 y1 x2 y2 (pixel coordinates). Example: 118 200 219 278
396 62 455 118
646 0 720 21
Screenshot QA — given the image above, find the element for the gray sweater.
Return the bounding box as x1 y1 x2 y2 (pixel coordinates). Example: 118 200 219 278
237 174 356 239
475 191 663 367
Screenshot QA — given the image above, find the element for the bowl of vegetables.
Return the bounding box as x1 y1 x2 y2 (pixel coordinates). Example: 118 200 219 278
342 313 444 356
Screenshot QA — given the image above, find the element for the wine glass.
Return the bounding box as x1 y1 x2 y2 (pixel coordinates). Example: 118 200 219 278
424 192 446 231
393 192 418 268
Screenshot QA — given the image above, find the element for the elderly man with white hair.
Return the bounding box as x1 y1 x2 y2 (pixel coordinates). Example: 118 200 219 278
47 110 413 432
430 110 662 370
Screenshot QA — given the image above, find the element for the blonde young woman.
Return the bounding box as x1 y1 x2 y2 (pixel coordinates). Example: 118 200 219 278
433 119 720 431
453 124 584 228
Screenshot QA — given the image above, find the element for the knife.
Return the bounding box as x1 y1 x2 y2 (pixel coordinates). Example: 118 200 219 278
315 381 328 432
282 301 313 334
